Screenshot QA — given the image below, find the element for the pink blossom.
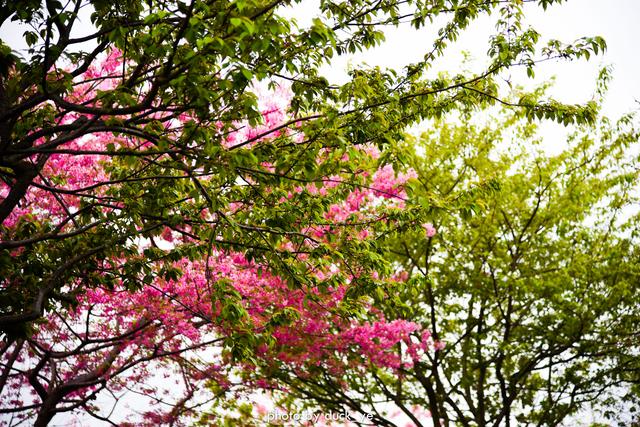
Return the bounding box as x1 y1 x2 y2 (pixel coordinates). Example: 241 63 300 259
434 340 446 351
422 222 437 237
1 58 439 425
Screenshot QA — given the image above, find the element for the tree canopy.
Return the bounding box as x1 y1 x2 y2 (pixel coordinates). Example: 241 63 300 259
0 0 633 426
0 0 605 332
251 104 640 426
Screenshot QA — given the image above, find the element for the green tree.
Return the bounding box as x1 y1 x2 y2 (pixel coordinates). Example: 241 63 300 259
0 0 607 337
255 104 640 426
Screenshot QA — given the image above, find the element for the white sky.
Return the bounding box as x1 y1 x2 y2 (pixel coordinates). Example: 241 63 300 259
282 0 640 156
312 0 640 117
2 0 638 119
524 0 640 117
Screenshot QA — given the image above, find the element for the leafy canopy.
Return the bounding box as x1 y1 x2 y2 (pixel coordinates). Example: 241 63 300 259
0 0 619 425
256 102 640 426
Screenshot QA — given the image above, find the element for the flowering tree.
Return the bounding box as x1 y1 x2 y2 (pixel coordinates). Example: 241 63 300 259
0 51 440 425
0 0 614 425
0 0 607 329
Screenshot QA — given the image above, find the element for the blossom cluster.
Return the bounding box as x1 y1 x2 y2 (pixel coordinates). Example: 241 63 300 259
0 51 441 426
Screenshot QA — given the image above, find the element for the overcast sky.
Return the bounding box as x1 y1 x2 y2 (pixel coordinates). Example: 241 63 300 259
1 0 637 117
300 0 640 153
312 0 640 118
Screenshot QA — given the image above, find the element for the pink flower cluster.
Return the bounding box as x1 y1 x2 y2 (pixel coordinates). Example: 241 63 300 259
0 52 439 425
422 222 437 237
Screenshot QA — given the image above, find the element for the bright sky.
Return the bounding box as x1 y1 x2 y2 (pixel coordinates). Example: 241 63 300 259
524 0 640 117
311 0 640 118
281 0 640 156
1 0 638 118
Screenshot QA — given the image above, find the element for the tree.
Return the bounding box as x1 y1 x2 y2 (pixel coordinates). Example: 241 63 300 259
0 80 430 424
0 0 612 425
249 104 640 426
0 0 605 331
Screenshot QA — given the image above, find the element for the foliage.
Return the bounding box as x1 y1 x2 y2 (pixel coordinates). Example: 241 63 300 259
0 0 616 425
257 106 640 426
0 0 607 327
0 78 429 425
